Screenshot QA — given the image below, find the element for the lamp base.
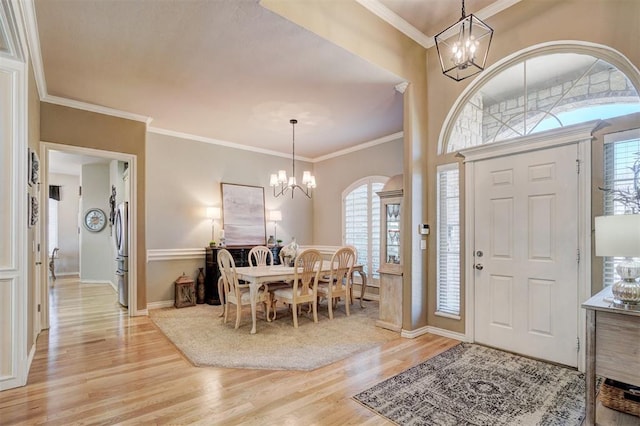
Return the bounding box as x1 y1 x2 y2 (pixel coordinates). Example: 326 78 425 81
612 259 640 306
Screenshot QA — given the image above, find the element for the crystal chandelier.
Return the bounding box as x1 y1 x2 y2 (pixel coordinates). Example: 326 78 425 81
269 119 316 199
434 0 494 81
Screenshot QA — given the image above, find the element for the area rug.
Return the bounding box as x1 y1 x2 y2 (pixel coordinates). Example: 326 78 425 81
354 343 590 425
149 301 398 370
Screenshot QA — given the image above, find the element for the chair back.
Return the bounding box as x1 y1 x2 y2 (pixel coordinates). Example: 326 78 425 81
217 249 240 298
329 246 355 288
293 249 322 300
248 246 273 267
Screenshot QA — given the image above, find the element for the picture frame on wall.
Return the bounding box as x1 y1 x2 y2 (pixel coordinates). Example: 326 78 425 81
28 193 38 228
221 182 266 246
28 148 40 187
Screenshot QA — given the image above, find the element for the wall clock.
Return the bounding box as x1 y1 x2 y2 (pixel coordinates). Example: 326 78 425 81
84 208 107 232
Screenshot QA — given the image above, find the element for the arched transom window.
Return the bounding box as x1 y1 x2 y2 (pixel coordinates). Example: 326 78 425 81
443 51 640 153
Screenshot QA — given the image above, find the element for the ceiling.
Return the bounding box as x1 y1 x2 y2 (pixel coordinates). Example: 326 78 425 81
33 0 518 164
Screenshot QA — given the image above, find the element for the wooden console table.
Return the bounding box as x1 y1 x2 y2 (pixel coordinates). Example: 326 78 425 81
582 286 640 425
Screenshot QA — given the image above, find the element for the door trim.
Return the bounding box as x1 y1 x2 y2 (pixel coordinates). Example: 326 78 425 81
39 142 139 330
460 121 603 372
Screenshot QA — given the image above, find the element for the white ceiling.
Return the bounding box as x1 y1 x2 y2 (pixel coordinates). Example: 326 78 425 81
33 0 518 164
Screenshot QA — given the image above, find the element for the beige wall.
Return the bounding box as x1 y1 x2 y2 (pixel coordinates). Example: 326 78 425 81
312 137 403 245
145 131 314 303
40 103 147 310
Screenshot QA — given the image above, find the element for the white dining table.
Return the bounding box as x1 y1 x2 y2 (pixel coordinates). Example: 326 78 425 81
227 262 367 334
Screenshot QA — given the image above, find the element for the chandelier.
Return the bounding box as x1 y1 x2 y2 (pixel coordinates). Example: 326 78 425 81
434 0 494 81
269 119 316 199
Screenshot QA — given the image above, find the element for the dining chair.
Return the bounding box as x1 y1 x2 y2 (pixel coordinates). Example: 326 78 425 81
317 246 355 319
217 248 271 329
270 248 322 328
248 245 273 267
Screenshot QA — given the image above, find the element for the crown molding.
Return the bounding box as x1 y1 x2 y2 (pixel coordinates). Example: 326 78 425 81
43 95 153 124
312 131 403 163
357 0 523 50
148 126 307 161
20 0 46 99
355 0 432 49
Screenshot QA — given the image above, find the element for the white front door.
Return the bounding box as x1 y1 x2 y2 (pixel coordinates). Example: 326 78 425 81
473 143 579 367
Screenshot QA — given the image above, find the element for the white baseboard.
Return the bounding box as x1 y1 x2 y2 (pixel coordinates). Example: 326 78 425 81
400 325 470 342
147 300 174 310
56 272 79 277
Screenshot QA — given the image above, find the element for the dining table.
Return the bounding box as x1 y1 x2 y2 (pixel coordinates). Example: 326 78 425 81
224 261 367 334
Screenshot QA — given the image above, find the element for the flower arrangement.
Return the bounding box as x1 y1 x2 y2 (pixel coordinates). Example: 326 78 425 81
600 152 640 213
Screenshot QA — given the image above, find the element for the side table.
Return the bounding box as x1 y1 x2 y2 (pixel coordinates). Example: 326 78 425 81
582 286 640 425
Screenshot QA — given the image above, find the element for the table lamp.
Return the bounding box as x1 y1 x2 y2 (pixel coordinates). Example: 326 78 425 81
595 214 640 307
268 210 282 244
206 207 221 242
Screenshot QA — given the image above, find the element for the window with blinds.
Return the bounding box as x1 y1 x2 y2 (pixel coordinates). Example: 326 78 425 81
343 178 385 282
603 129 640 287
436 164 460 316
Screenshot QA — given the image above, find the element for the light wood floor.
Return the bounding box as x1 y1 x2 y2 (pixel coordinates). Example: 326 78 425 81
0 278 635 425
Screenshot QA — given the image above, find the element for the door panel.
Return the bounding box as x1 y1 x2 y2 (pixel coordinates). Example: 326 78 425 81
474 143 579 367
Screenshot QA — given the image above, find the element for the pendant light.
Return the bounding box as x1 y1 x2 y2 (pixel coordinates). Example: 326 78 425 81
269 119 316 199
434 0 494 81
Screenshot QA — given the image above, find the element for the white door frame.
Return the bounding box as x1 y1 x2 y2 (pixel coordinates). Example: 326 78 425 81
460 120 604 372
38 142 139 330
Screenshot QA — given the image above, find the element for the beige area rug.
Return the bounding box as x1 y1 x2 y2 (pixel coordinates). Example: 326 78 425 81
149 301 398 370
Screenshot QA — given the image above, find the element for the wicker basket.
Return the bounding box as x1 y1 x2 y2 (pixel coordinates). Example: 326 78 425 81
599 378 640 417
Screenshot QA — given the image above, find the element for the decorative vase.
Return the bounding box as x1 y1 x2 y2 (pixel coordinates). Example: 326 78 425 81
267 235 275 247
281 237 299 266
196 268 206 304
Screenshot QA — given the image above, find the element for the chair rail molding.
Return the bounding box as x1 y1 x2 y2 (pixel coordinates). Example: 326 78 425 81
146 248 206 262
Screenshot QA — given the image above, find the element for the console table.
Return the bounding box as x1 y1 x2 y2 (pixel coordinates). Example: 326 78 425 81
582 286 640 425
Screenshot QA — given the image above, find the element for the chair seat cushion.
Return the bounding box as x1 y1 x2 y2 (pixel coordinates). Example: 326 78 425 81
273 287 312 299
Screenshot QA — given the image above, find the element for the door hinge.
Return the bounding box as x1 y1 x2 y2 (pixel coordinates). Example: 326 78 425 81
576 159 580 174
577 249 580 264
37 304 41 313
576 337 580 352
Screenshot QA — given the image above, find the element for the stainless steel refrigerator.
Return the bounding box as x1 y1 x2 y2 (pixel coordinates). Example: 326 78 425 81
115 201 128 307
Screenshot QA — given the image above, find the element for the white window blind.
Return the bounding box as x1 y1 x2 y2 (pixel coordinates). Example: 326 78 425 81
436 164 460 316
344 178 385 281
603 129 640 287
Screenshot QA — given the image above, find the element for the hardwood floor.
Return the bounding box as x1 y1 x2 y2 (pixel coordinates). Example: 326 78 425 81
1 278 635 425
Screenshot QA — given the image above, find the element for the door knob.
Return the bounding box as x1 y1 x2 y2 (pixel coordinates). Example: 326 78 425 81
474 263 483 270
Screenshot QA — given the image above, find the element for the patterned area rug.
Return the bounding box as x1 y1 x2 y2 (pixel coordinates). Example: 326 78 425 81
149 301 398 370
354 343 590 425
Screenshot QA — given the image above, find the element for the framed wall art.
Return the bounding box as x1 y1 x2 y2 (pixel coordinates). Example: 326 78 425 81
28 148 40 187
221 183 266 246
28 193 38 228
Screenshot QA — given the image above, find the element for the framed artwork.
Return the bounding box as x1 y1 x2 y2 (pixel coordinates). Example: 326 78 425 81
221 183 266 246
28 149 40 186
28 194 38 228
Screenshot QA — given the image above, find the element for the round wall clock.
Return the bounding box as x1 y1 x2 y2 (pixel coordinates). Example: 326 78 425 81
84 208 107 232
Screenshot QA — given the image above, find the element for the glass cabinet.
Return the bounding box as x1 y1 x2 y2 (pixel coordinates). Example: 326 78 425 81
376 175 403 332
385 203 401 265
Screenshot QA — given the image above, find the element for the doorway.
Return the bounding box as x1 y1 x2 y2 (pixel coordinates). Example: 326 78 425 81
462 122 597 371
39 143 138 331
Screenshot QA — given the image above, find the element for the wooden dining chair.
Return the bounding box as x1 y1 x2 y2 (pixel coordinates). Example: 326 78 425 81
317 246 355 319
270 248 322 328
248 246 273 267
217 248 271 329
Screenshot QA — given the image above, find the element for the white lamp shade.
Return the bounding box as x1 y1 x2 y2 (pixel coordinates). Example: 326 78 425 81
206 207 221 220
269 174 278 187
268 210 282 222
277 170 287 183
595 214 640 257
